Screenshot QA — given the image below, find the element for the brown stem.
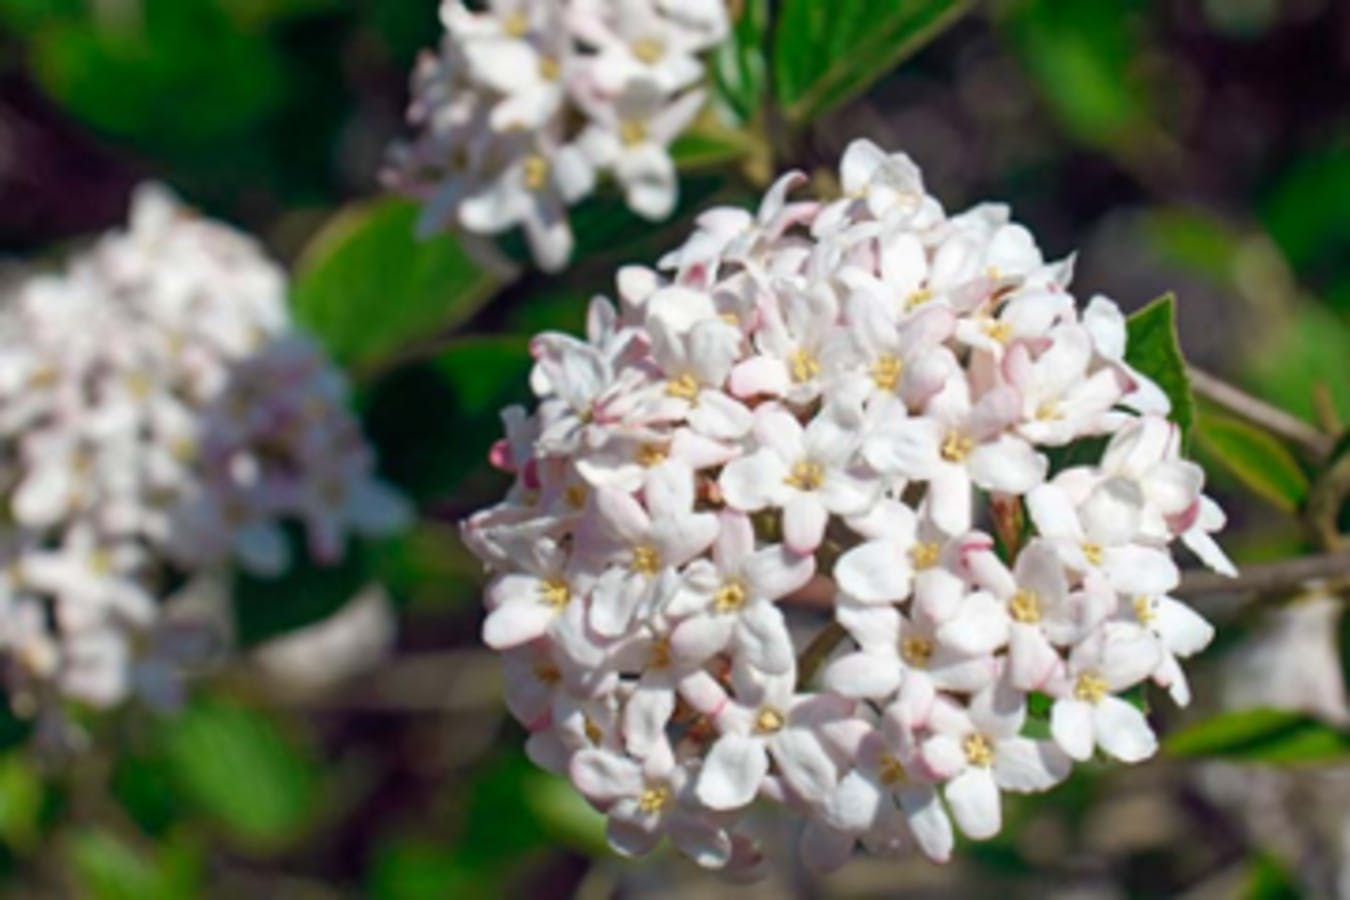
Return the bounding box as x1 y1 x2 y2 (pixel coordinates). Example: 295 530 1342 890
796 621 847 689
1176 551 1350 598
1188 365 1335 460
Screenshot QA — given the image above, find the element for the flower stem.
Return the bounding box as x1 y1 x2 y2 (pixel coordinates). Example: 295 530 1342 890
796 621 847 689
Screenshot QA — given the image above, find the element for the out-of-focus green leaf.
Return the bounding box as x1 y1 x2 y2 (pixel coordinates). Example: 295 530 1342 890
670 124 755 171
1125 294 1195 436
1142 208 1242 285
999 0 1154 149
65 830 201 900
521 768 607 857
28 0 286 147
711 0 768 123
1247 303 1350 426
1194 411 1309 512
363 337 531 505
1262 145 1350 313
0 755 42 851
233 528 371 646
293 197 505 373
219 0 343 31
773 0 970 123
1165 708 1350 762
370 521 481 614
1244 854 1302 900
367 838 488 900
112 748 183 839
159 697 319 849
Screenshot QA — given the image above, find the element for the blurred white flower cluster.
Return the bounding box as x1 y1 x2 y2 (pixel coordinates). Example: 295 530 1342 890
463 139 1237 873
0 186 407 711
385 0 729 271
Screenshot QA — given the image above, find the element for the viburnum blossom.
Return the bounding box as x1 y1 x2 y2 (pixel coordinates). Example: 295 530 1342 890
462 139 1235 875
384 0 729 272
0 185 407 713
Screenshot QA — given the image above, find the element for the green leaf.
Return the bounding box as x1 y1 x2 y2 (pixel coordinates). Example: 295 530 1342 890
159 697 318 850
1125 293 1195 436
773 0 971 123
1165 708 1350 762
65 830 201 900
0 755 43 851
1194 411 1309 512
710 0 768 123
293 197 505 373
669 125 755 171
232 527 371 646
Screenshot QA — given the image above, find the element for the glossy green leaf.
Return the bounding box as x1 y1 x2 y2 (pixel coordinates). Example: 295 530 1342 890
1195 411 1309 512
159 697 319 849
1165 708 1350 762
670 125 756 171
232 527 372 646
773 0 970 123
1125 294 1195 436
65 830 201 900
710 0 768 123
293 198 505 373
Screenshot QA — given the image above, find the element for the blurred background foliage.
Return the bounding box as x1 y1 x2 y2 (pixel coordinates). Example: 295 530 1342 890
1 0 1349 897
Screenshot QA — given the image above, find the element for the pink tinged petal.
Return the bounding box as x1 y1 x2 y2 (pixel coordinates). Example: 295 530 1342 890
822 651 901 699
820 468 879 517
590 572 645 638
753 404 807 462
1098 625 1165 690
1182 528 1237 577
670 615 736 665
770 729 839 805
826 769 884 832
697 733 770 810
743 545 816 601
594 486 653 544
645 461 696 519
915 567 967 622
920 734 966 780
736 603 795 675
927 464 973 536
1026 484 1083 542
967 435 1047 494
570 749 644 802
1092 696 1158 762
901 790 955 863
1050 698 1095 761
689 390 752 440
1155 597 1215 657
667 815 732 869
655 510 720 568
970 679 1027 738
1009 625 1063 691
993 737 1072 791
482 601 556 650
938 593 1011 655
1081 478 1144 545
835 602 901 652
835 541 914 604
714 510 755 570
783 493 829 554
945 767 1001 840
1101 545 1179 596
728 356 790 398
624 682 677 757
862 417 942 478
718 450 788 511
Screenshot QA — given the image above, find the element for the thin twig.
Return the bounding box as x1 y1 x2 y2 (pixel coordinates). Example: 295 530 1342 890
1187 365 1335 460
1176 551 1350 597
796 622 847 689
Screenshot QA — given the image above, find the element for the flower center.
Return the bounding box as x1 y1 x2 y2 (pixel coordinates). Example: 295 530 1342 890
537 55 560 81
909 541 941 570
637 783 672 813
963 733 994 768
940 431 974 463
784 459 825 492
1009 588 1041 624
631 544 662 575
87 549 115 576
564 484 588 509
533 661 562 685
901 636 933 668
904 287 934 311
713 580 747 614
522 155 550 191
878 753 909 786
982 320 1012 344
539 578 570 609
630 37 664 63
754 706 785 734
636 442 668 467
1133 595 1156 626
665 373 699 400
619 119 647 146
649 637 672 669
788 347 820 383
584 717 603 745
1035 401 1063 421
1074 671 1108 703
502 11 529 36
871 354 903 391
1081 542 1104 567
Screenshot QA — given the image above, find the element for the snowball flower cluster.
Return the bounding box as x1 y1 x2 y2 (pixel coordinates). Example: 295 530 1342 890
0 186 406 710
463 139 1235 873
385 0 729 271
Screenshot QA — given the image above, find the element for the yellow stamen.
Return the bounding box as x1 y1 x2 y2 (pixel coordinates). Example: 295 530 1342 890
649 637 672 669
901 636 933 668
564 484 588 509
1035 401 1062 421
502 11 529 36
904 287 934 311
1074 671 1108 704
638 784 671 813
522 155 549 191
878 753 909 786
713 581 747 614
754 707 785 734
910 542 941 570
788 347 820 383
584 717 603 745
982 320 1012 344
940 431 974 463
631 545 662 575
537 55 560 81
963 733 994 768
1133 596 1157 626
636 443 668 467
619 119 647 146
631 37 664 63
539 578 570 609
533 661 562 684
1081 542 1104 567
1009 588 1041 624
665 373 699 400
871 354 903 392
784 460 824 492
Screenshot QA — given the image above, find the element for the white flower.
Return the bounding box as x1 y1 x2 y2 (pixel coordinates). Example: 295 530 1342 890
1049 623 1162 763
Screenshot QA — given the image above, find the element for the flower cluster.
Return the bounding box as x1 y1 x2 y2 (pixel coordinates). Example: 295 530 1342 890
384 0 729 272
0 185 406 711
463 139 1236 873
